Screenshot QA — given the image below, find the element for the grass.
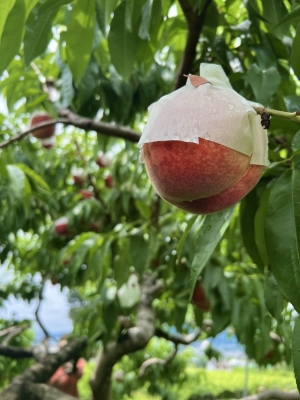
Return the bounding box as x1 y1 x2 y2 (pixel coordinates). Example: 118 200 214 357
130 367 297 400
78 364 297 400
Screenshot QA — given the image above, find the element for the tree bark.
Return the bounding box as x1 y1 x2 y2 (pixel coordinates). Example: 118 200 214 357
89 274 163 400
0 382 77 400
0 337 87 400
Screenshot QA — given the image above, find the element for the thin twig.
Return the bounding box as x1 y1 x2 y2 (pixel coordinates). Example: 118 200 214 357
35 287 50 348
253 106 300 124
155 327 201 345
138 345 178 377
0 119 68 149
174 0 212 90
0 323 30 339
2 324 30 346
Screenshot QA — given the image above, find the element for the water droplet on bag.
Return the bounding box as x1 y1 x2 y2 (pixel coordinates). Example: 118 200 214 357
206 225 211 231
217 212 222 217
228 103 234 110
193 127 199 133
204 134 210 140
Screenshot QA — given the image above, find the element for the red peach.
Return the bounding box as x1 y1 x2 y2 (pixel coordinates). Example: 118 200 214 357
30 112 55 139
143 139 263 214
79 189 94 199
54 217 69 236
105 175 114 188
72 168 85 186
192 283 210 311
96 151 112 168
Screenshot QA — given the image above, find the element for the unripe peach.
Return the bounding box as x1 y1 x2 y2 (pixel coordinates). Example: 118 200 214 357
143 139 263 215
30 112 55 139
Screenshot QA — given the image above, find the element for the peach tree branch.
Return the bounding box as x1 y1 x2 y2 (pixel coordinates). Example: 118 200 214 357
253 106 300 124
2 105 300 151
138 345 178 377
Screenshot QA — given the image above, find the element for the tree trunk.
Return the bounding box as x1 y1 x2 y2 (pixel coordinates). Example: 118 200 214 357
89 274 163 400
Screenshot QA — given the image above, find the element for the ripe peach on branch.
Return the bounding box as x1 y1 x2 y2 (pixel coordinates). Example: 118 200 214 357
138 64 269 215
30 112 56 139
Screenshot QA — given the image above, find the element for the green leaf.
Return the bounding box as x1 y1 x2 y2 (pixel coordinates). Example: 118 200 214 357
261 0 289 38
103 301 118 335
108 2 136 80
284 95 300 113
240 187 264 269
265 158 300 313
24 0 39 18
135 200 151 219
245 64 281 105
39 0 74 14
66 0 96 82
24 7 57 65
6 165 31 213
0 0 26 76
60 65 74 107
254 184 273 266
211 305 230 337
177 215 199 262
264 274 284 323
125 0 135 31
114 239 131 287
274 5 300 29
15 163 49 191
291 23 300 81
95 0 119 36
138 0 153 40
292 317 300 392
292 131 300 153
0 0 16 43
129 234 150 274
189 207 235 298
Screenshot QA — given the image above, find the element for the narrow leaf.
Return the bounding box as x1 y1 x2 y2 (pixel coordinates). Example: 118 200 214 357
189 207 235 297
265 157 300 313
125 0 135 31
177 215 199 262
274 5 300 29
291 23 300 81
138 0 153 40
292 317 300 391
24 7 57 64
254 184 273 266
66 0 96 82
108 2 136 80
0 0 26 75
0 0 16 43
240 187 264 269
39 0 74 14
264 274 284 323
95 0 119 36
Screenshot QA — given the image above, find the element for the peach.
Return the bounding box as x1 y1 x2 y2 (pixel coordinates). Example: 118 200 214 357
143 139 263 215
192 283 210 311
30 112 55 139
54 217 69 236
79 189 94 199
